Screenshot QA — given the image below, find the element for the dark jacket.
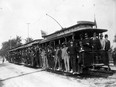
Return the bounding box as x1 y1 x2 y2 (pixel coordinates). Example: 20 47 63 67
67 46 78 55
91 38 101 51
105 40 110 51
82 38 92 51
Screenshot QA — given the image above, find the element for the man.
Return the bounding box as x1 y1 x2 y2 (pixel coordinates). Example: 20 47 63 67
91 32 101 64
82 33 92 51
44 47 49 69
54 46 62 70
105 34 110 51
2 57 5 63
62 43 70 72
112 35 116 66
99 33 105 50
91 32 101 51
112 48 116 66
78 34 85 73
35 46 40 67
99 33 106 64
67 41 78 74
104 34 111 70
54 46 59 70
57 45 62 70
39 48 43 68
41 48 46 69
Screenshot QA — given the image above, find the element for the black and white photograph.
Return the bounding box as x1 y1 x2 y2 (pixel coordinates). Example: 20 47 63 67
0 0 116 87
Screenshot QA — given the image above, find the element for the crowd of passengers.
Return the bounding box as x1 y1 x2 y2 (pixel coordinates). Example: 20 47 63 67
8 32 111 74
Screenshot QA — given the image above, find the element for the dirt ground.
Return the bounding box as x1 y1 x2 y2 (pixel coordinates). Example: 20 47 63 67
0 61 116 87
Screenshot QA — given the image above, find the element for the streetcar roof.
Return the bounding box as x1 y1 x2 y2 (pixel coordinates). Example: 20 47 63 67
40 21 106 43
43 21 96 38
40 28 107 43
77 21 96 25
9 39 42 52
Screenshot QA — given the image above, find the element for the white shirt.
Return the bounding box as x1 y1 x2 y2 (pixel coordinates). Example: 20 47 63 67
112 42 116 51
100 38 105 50
62 47 68 59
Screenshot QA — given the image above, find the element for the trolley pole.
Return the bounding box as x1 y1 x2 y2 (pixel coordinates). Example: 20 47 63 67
93 4 97 28
46 14 63 29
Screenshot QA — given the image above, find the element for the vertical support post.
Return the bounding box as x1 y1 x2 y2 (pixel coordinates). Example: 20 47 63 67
10 36 12 49
65 37 67 44
72 33 75 41
54 41 55 49
59 39 61 44
27 23 30 41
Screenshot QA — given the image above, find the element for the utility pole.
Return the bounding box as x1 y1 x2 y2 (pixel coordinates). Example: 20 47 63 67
27 23 30 39
9 36 12 49
46 14 63 29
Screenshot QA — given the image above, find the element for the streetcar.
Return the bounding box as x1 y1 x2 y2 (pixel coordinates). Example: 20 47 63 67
8 21 109 73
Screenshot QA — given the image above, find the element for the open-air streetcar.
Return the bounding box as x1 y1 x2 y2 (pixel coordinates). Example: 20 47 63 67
8 21 109 74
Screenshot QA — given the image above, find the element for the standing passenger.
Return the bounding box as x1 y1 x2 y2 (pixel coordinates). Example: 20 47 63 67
67 41 77 74
62 44 70 72
54 46 60 70
57 45 62 70
112 48 116 66
39 48 42 68
2 57 5 63
82 33 92 51
91 32 101 64
104 34 111 70
41 48 46 69
99 33 105 50
44 47 48 69
36 47 40 67
99 33 106 63
92 32 101 51
112 35 116 66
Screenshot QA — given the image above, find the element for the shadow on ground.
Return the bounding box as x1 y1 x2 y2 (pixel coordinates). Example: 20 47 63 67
0 63 8 67
12 62 116 79
3 62 116 81
0 69 44 82
45 69 116 79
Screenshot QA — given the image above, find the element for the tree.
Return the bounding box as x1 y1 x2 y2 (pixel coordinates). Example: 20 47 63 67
0 41 10 56
25 37 33 43
15 36 22 46
0 36 22 56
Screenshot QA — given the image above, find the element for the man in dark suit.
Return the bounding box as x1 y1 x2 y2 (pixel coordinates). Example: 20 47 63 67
105 34 110 51
82 33 92 51
67 40 78 74
104 34 111 70
91 32 101 51
91 32 101 64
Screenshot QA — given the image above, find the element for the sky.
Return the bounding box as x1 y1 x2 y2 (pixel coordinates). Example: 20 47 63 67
0 0 116 48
